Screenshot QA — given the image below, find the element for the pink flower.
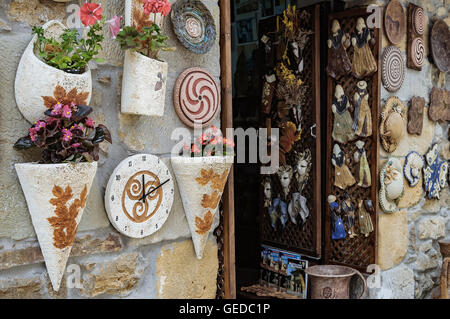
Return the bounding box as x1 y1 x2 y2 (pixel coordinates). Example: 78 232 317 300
62 105 72 119
79 2 103 27
106 15 122 39
70 124 84 132
51 103 63 115
191 144 201 154
85 117 95 128
143 0 171 16
210 138 217 145
183 144 190 151
29 127 37 142
71 143 81 148
34 120 46 132
61 129 73 142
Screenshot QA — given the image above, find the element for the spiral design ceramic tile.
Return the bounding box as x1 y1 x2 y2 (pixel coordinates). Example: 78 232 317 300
382 46 405 92
174 67 220 128
411 37 425 68
413 7 425 35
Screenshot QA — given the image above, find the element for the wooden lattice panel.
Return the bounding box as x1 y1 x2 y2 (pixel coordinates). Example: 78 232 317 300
214 201 225 299
324 8 381 272
259 5 321 257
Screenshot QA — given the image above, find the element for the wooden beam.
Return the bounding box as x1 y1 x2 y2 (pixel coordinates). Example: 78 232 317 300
219 0 236 299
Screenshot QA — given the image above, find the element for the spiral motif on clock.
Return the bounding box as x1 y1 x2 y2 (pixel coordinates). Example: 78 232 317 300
174 67 220 128
413 7 425 35
411 37 425 68
382 46 405 93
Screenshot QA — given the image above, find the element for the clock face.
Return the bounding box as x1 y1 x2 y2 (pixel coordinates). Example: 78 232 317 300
105 154 174 238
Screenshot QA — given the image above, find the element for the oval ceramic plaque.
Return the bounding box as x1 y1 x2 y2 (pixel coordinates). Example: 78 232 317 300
430 19 450 73
384 0 406 45
173 67 220 128
382 46 405 92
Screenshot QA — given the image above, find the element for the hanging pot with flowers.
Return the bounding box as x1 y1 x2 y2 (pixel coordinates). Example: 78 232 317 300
171 126 234 259
13 100 112 292
116 0 174 116
14 2 109 123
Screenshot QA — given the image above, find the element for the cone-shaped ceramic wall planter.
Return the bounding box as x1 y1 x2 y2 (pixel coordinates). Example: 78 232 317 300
15 162 97 291
121 50 168 116
171 156 233 259
15 20 92 123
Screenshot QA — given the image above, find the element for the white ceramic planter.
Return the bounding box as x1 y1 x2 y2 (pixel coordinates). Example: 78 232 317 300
171 156 233 259
15 162 97 291
15 20 92 123
121 50 168 116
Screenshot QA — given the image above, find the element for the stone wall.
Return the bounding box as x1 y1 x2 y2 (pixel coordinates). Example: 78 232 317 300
0 0 221 298
343 0 449 299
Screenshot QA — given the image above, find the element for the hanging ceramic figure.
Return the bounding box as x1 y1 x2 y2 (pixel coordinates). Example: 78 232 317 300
288 193 310 226
341 194 357 239
268 197 287 229
358 199 374 237
354 140 371 188
328 195 346 240
277 165 293 200
332 144 356 190
351 17 378 79
403 151 424 187
262 177 272 208
379 158 404 213
352 80 372 137
332 84 357 144
326 19 352 79
294 149 312 192
423 144 449 200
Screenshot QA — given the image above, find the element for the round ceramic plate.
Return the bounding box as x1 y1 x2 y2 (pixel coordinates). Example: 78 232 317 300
430 19 450 73
384 0 406 45
171 0 216 54
382 46 405 92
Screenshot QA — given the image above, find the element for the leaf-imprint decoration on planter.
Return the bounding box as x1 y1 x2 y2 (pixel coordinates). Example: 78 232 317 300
211 170 229 191
195 211 214 235
42 85 89 109
195 168 215 186
48 184 87 249
201 190 220 209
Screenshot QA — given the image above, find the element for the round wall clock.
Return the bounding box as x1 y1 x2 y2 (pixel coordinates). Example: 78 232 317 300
105 154 174 238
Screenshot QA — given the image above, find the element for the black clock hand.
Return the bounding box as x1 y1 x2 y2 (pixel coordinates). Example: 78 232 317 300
141 174 145 202
141 179 170 201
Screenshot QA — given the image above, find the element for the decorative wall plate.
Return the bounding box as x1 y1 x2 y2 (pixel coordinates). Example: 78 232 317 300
384 0 406 45
423 144 448 199
408 96 424 134
105 154 174 238
173 67 220 128
430 19 450 73
380 96 406 153
379 158 404 213
171 0 216 54
382 46 405 92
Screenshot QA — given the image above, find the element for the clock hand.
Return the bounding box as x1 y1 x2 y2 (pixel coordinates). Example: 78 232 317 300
141 179 170 201
141 174 145 203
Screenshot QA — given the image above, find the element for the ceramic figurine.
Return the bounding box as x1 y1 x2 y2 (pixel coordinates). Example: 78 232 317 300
358 199 374 237
380 96 407 153
332 84 357 144
423 144 449 200
268 198 280 229
341 194 357 239
288 193 310 226
403 151 424 187
351 17 378 79
294 149 312 192
262 177 272 208
354 140 371 188
275 197 289 228
408 96 425 135
379 158 404 213
326 19 352 79
352 81 372 137
328 195 346 240
332 144 356 190
277 166 293 199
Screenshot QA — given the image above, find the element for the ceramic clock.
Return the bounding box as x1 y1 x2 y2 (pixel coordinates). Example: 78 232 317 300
105 154 174 238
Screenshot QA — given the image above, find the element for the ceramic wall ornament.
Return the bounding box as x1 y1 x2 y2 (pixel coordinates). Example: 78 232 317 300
382 46 405 92
277 165 293 200
173 67 221 128
171 0 216 54
408 96 425 135
15 20 92 123
262 177 272 208
332 144 356 190
341 194 357 239
380 96 407 153
379 158 404 213
270 198 288 229
429 87 450 123
326 19 352 79
407 4 426 71
384 0 406 45
403 151 424 187
352 80 372 138
171 156 233 259
15 162 97 291
351 17 378 79
423 144 449 200
104 154 174 239
328 195 346 240
353 140 371 188
430 19 450 73
261 74 277 115
331 84 356 144
294 149 312 193
288 193 310 226
357 200 374 238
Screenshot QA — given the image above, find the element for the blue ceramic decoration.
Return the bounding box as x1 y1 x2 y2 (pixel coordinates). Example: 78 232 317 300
330 201 346 240
403 151 424 187
423 144 448 199
269 197 288 229
171 0 216 54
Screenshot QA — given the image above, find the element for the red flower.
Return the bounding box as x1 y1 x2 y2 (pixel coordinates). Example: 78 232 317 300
143 0 171 17
79 3 103 27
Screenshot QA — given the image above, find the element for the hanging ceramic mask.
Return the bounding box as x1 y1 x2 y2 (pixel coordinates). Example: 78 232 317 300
171 0 216 54
277 165 293 199
423 144 449 199
262 177 272 208
403 151 424 187
288 193 310 226
379 158 404 213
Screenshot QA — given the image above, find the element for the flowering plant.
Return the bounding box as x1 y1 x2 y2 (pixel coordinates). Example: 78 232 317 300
14 103 112 164
181 126 235 157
